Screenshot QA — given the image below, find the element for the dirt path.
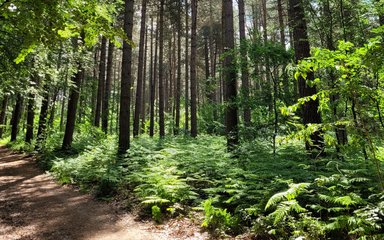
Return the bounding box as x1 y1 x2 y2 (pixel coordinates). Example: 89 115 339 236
0 146 205 240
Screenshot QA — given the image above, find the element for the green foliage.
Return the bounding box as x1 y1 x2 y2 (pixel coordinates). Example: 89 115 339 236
201 198 236 234
256 161 384 240
151 205 162 223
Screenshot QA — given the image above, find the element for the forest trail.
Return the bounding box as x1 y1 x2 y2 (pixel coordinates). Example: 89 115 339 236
0 146 201 240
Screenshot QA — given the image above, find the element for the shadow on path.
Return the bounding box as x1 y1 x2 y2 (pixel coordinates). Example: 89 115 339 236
0 146 170 240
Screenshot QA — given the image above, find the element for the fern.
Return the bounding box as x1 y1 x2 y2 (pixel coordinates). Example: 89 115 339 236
265 182 310 210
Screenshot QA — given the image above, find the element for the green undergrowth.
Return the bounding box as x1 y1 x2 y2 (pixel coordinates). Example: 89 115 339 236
4 129 384 239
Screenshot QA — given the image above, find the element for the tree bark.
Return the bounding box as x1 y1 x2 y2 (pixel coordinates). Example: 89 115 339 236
94 37 107 127
149 16 157 137
190 0 198 138
0 96 9 139
133 0 147 137
238 0 251 126
141 28 148 132
118 0 134 153
11 95 24 142
36 84 50 149
174 2 182 135
185 0 190 133
288 0 324 153
159 0 165 138
25 91 35 144
102 41 114 133
223 0 239 150
62 55 84 150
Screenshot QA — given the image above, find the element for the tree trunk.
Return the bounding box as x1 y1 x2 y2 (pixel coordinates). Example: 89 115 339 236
62 54 84 149
59 67 68 132
149 16 156 137
223 0 239 151
102 41 114 133
185 0 190 133
133 0 147 137
118 0 134 153
159 0 165 138
25 91 35 144
11 95 24 142
0 96 9 139
277 0 285 46
94 36 107 127
238 0 251 126
174 2 182 135
36 84 50 149
141 28 148 133
288 0 324 153
190 0 198 138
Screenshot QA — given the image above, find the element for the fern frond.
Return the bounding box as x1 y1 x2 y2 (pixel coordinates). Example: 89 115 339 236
265 182 310 210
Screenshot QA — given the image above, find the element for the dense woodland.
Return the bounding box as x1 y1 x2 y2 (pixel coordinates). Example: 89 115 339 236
1 0 384 239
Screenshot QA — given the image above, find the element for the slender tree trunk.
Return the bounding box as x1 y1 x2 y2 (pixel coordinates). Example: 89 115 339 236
95 37 107 127
141 28 148 132
223 0 239 150
11 95 24 142
133 0 147 137
0 96 9 139
59 67 68 132
149 15 159 137
190 0 198 137
174 3 182 135
102 41 114 133
119 0 134 153
277 0 285 46
149 16 156 137
159 0 165 138
238 0 251 126
288 0 324 154
36 84 50 149
25 76 37 143
185 0 190 133
91 48 99 121
62 52 84 149
110 54 118 135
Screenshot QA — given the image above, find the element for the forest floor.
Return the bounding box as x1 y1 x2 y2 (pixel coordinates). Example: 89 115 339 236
0 145 208 240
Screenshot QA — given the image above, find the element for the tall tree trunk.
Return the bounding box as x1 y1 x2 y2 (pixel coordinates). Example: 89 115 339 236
11 95 24 142
36 84 50 149
159 0 165 138
288 0 324 153
190 0 198 137
223 0 239 150
0 96 9 139
277 0 285 46
110 54 118 135
204 36 210 98
133 0 147 137
62 51 84 150
141 28 148 132
102 41 114 133
238 0 251 126
94 37 107 127
149 16 156 137
185 0 190 133
91 48 99 121
25 93 35 144
262 0 273 111
174 2 182 135
118 0 134 153
59 67 68 132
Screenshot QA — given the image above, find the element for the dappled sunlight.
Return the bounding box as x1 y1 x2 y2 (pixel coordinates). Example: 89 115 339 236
0 146 173 240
